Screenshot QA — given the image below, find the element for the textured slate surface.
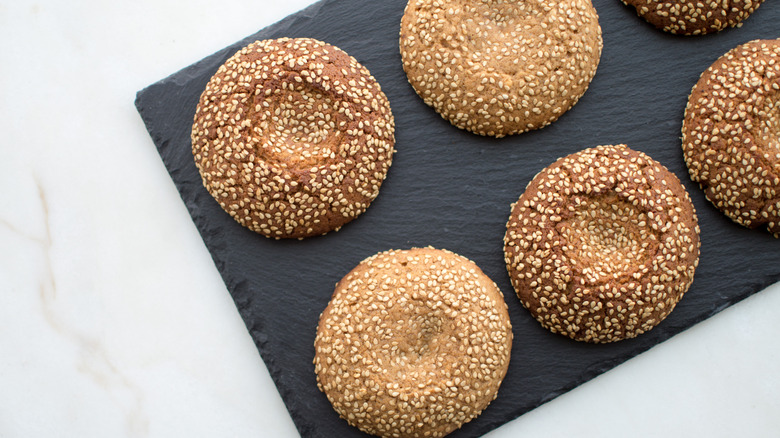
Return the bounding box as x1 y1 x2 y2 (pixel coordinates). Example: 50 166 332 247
135 1 780 436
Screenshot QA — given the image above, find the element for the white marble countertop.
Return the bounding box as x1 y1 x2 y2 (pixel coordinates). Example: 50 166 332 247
1 1 778 437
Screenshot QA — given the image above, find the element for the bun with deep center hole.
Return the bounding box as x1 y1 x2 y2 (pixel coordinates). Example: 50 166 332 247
504 145 700 343
191 38 395 239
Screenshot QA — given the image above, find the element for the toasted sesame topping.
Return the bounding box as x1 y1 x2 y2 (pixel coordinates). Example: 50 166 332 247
191 38 395 239
314 247 513 437
682 39 780 237
504 145 700 343
621 0 764 35
399 0 602 137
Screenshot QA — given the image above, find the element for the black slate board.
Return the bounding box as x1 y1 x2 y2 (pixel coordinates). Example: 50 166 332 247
135 1 780 436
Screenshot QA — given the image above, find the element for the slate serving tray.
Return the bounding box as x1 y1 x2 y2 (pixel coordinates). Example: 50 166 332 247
135 1 780 436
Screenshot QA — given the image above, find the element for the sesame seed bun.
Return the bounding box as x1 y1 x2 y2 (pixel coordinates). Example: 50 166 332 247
314 247 513 437
621 0 764 35
191 38 395 239
682 39 780 237
504 145 700 343
399 0 602 137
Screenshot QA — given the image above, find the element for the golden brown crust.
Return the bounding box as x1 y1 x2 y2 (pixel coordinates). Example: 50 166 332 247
191 38 395 239
682 39 780 237
504 145 700 343
621 0 764 35
399 0 602 137
314 247 513 438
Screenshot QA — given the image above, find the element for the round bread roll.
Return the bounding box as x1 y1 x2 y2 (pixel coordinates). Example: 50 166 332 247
314 247 513 438
620 0 764 35
191 38 395 239
682 39 780 237
399 0 602 137
504 145 700 343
